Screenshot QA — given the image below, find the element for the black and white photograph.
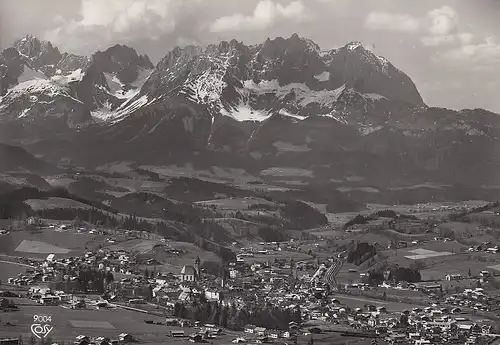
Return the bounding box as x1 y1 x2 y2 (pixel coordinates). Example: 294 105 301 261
1 1 500 344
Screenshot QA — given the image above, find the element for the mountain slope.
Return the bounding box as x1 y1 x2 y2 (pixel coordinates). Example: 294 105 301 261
2 33 500 196
0 36 155 132
0 143 51 172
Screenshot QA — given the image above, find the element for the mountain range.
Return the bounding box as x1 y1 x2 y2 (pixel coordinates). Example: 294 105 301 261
1 33 500 205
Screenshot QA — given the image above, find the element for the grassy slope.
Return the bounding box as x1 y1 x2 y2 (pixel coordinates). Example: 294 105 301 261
0 230 105 258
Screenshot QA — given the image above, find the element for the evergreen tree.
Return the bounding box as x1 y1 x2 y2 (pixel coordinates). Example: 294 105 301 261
105 271 114 285
220 305 230 328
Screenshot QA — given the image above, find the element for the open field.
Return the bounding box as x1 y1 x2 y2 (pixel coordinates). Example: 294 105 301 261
394 250 500 281
0 305 202 342
404 248 453 260
239 250 312 264
140 241 220 274
93 239 221 274
15 240 71 254
329 200 490 224
106 239 159 253
0 230 105 258
0 261 28 281
194 196 274 210
25 197 92 210
69 320 115 329
329 293 425 312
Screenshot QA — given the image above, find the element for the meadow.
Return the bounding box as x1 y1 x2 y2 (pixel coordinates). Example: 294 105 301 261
0 305 193 342
0 229 105 259
0 261 29 281
25 197 92 211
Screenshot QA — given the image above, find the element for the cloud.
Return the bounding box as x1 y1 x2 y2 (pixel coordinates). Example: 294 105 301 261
364 6 473 49
38 0 207 58
76 0 185 33
420 6 461 46
457 32 473 45
421 35 456 47
438 36 500 68
210 0 311 32
364 12 420 33
424 6 459 36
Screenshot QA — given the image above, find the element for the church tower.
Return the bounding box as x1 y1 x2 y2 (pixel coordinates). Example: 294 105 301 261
195 256 201 278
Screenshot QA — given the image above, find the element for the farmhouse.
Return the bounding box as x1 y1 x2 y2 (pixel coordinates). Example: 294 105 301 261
170 330 185 338
118 334 134 342
255 327 267 336
244 325 256 333
445 274 462 281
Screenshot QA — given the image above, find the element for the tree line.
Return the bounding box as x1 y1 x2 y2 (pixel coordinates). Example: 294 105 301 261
0 186 117 219
48 267 115 294
173 300 301 331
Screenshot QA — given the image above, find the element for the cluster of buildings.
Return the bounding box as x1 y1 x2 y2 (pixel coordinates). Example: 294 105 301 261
445 288 500 313
468 241 500 254
4 236 500 345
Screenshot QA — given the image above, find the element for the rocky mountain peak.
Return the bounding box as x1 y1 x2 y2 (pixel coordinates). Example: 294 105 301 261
91 44 154 85
258 34 320 61
0 47 32 95
93 44 153 68
322 41 425 106
13 35 62 70
214 39 248 55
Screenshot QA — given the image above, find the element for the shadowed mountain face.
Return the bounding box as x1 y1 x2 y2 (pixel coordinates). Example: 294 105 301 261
0 143 52 173
1 33 500 194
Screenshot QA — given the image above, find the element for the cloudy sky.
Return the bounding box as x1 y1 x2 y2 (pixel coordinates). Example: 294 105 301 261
1 0 500 112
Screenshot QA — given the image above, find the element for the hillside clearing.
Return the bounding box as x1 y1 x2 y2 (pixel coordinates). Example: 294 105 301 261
0 230 104 258
404 248 453 260
0 261 28 281
25 197 92 210
15 240 71 254
106 239 159 253
195 197 274 210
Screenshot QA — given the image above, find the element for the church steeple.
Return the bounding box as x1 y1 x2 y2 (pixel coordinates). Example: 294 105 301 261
195 256 201 277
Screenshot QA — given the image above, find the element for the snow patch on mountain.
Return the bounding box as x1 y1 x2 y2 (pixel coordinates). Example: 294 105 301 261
359 125 384 135
243 79 345 108
279 108 307 121
346 42 363 52
50 69 85 85
183 67 228 103
363 93 386 101
92 94 150 123
104 73 124 95
7 79 70 97
18 66 47 83
314 71 330 82
180 54 233 104
220 103 271 122
104 68 153 100
318 112 349 124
